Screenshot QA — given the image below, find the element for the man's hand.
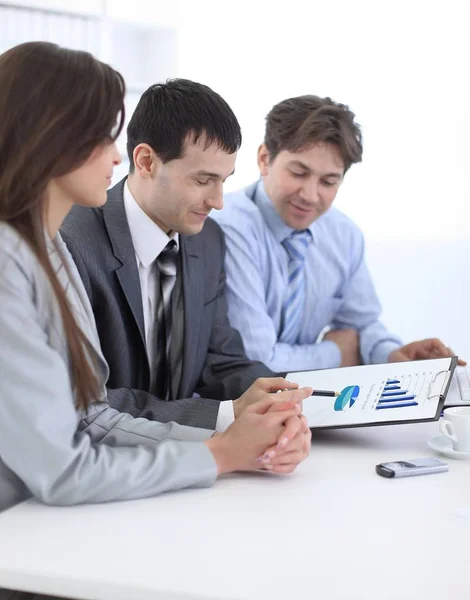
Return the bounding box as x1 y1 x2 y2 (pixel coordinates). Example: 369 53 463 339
232 377 301 419
323 328 361 367
388 338 466 366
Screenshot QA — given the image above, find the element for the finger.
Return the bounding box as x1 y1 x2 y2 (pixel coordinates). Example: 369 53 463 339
255 411 304 464
267 400 300 413
268 450 306 466
429 347 447 360
275 386 312 404
262 387 311 414
448 347 467 366
256 377 299 393
304 426 312 443
261 433 297 458
389 349 407 363
424 338 450 358
275 415 302 450
267 399 305 414
299 415 310 433
303 432 312 454
267 463 299 474
269 465 298 475
249 396 301 415
298 425 312 453
262 429 311 458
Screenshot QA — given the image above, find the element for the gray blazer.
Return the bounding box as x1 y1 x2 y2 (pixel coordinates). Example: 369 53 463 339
60 179 273 429
0 223 217 514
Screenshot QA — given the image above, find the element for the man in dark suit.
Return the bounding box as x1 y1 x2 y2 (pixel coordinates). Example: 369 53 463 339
61 79 277 432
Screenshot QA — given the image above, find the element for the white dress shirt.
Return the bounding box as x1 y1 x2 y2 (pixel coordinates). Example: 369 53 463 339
123 182 234 431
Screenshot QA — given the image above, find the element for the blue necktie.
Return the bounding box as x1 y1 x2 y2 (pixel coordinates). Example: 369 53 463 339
280 230 312 344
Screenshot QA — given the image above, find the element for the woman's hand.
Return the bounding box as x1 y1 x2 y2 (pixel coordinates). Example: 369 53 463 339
205 386 312 475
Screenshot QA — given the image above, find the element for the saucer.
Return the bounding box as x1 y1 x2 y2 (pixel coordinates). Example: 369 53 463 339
428 435 470 460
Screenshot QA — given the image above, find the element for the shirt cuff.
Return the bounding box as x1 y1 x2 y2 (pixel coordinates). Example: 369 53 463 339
215 400 235 432
369 340 402 364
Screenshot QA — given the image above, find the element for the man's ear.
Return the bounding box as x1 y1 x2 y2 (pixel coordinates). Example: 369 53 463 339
257 143 271 177
132 144 159 178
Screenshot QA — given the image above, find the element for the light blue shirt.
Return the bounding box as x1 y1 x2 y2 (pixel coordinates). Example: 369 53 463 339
212 180 402 373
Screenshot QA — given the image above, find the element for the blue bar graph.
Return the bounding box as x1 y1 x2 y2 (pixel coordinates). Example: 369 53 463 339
377 402 418 410
378 395 416 403
376 379 417 410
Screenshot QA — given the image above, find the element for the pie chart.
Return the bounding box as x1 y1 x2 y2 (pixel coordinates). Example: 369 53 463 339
334 385 360 412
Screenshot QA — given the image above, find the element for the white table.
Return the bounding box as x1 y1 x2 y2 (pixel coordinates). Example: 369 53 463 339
0 420 469 600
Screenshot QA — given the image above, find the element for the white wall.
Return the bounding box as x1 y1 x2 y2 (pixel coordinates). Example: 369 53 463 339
0 0 178 184
176 0 470 243
174 0 470 355
104 0 180 27
0 0 103 14
365 239 470 357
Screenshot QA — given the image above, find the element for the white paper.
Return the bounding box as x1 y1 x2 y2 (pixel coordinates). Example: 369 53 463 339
287 357 453 428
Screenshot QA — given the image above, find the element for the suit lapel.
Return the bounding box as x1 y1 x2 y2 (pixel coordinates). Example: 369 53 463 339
103 179 146 348
178 235 204 397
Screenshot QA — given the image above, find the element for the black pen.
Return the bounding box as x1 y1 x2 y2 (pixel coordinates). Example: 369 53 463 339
310 389 340 397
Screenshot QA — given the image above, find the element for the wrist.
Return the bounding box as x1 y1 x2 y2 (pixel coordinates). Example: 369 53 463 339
205 434 235 475
232 398 242 419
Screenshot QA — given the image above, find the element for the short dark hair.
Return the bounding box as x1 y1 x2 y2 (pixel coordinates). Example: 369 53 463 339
127 78 242 169
264 95 363 172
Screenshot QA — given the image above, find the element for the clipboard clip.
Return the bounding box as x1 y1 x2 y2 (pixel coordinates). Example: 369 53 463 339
427 370 451 400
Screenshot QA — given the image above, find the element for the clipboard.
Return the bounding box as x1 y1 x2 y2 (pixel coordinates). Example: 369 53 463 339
286 356 458 430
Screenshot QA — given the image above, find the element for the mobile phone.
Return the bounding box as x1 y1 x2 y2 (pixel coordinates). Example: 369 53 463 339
376 457 448 478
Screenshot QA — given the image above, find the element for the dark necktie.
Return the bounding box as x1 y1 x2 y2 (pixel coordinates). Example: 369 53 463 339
154 239 178 400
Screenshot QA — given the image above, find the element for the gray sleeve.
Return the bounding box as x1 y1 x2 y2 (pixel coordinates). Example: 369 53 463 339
0 253 217 507
195 224 276 399
107 387 222 430
80 402 215 443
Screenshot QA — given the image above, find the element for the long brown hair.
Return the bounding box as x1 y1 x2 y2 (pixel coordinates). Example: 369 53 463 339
0 42 125 410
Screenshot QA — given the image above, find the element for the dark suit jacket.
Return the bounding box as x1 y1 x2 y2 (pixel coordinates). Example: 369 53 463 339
61 179 273 430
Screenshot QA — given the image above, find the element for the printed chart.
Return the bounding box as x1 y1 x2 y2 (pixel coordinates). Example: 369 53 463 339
287 357 454 427
376 378 418 410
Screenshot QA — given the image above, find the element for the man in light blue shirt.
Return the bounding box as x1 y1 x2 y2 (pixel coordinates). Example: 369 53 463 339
213 94 461 373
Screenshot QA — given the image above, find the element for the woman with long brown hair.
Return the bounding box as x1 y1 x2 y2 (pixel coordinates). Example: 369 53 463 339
0 42 311 599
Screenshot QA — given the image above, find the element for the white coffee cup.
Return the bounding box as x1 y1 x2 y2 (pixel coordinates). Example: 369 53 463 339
439 407 470 452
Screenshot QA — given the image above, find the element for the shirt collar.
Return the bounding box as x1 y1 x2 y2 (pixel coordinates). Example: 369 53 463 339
253 179 318 245
123 180 179 268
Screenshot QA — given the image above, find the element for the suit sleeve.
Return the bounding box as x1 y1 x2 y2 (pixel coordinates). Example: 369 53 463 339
107 387 224 430
195 226 275 400
0 252 217 507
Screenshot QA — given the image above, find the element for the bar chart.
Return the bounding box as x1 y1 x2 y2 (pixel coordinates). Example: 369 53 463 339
375 378 418 410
